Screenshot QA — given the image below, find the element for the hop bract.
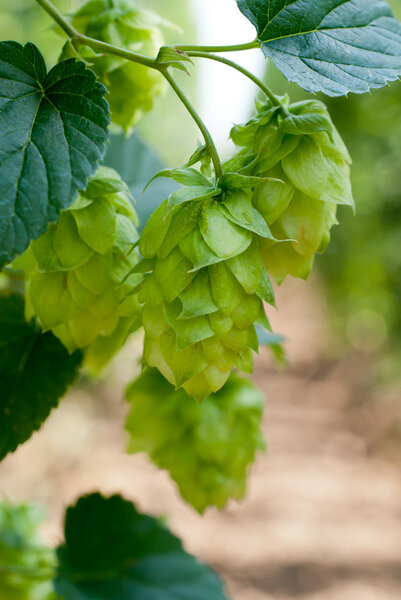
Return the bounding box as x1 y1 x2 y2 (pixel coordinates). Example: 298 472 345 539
69 0 166 131
126 369 266 512
138 171 276 402
17 167 141 371
229 98 354 282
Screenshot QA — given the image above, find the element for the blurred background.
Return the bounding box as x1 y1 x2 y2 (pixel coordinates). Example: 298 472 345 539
0 1 401 599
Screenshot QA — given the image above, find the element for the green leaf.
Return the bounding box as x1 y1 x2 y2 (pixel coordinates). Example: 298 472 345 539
55 493 228 600
236 0 401 96
0 294 82 461
0 42 110 267
146 167 212 190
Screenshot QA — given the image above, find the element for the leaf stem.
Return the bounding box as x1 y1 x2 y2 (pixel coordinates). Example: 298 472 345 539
175 41 260 53
162 70 223 179
187 51 290 117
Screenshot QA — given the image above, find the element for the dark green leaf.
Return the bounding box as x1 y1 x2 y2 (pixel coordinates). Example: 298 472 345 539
0 294 82 461
55 493 228 600
0 41 110 266
236 0 401 96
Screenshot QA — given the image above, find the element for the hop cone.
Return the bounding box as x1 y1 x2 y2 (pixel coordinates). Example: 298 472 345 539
68 0 166 131
17 167 141 370
126 368 266 512
138 175 276 402
229 98 354 282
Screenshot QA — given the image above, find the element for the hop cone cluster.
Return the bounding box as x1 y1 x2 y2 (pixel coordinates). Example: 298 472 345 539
126 368 266 512
17 167 141 371
0 502 56 600
139 172 276 402
229 98 354 282
68 0 166 131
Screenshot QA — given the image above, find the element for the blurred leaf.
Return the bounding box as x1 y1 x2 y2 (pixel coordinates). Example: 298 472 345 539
236 0 401 96
103 133 178 230
0 294 82 461
0 501 57 600
55 493 228 600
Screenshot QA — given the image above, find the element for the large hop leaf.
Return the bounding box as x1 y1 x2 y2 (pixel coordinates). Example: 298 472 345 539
55 493 228 599
0 502 57 600
138 176 276 402
126 369 266 513
229 98 353 283
67 0 166 131
16 167 141 369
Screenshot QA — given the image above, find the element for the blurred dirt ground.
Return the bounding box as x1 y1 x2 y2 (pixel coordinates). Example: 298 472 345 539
1 277 401 600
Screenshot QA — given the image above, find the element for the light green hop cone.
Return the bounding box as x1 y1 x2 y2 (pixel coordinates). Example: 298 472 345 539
138 175 276 402
229 98 354 283
125 368 266 513
66 0 167 132
16 167 141 371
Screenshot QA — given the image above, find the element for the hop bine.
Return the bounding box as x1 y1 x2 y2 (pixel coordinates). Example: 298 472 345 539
228 97 354 282
126 369 266 513
15 167 141 372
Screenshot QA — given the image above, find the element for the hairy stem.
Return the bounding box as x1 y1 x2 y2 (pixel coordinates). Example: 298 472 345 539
175 41 260 53
162 70 223 179
34 0 159 69
187 51 290 117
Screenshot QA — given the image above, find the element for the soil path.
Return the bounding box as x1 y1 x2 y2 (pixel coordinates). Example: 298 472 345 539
1 279 400 600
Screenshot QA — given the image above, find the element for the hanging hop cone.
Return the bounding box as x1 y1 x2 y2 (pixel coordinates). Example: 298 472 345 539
66 0 167 132
228 98 354 283
16 167 141 372
126 368 266 513
137 168 277 402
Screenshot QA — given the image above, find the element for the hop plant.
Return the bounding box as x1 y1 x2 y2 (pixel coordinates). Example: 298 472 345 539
16 167 141 371
138 169 276 402
67 0 167 131
229 98 354 282
126 368 266 512
0 502 57 600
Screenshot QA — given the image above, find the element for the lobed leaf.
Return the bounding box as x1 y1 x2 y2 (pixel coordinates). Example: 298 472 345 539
236 0 401 96
55 493 228 600
0 294 82 461
0 41 110 267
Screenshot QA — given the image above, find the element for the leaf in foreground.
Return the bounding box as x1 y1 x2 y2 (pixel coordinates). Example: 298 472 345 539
0 294 82 461
55 493 229 600
236 0 401 96
0 41 110 267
